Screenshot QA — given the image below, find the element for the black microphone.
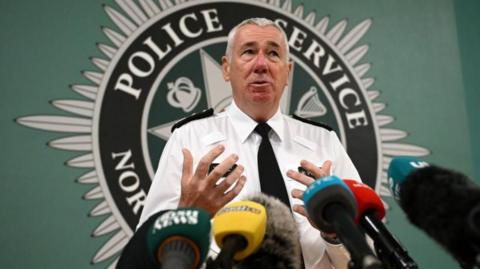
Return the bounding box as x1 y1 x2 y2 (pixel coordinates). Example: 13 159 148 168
388 156 480 269
469 203 480 248
233 193 302 269
344 179 417 269
117 208 211 269
303 176 383 269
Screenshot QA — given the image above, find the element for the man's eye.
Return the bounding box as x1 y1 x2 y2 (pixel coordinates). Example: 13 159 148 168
269 51 280 57
242 49 254 55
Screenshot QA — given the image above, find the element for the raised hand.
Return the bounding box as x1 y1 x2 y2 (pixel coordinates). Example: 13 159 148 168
178 144 246 216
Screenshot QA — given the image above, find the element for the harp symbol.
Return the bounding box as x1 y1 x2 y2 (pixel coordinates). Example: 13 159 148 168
295 86 327 118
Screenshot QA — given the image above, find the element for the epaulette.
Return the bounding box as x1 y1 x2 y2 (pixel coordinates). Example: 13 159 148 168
171 108 214 132
291 114 333 131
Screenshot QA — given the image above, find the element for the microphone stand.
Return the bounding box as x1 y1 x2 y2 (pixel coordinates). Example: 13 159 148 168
326 204 384 269
360 214 418 269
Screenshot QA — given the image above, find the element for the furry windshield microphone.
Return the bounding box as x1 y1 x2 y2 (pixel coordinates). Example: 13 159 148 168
398 165 480 268
234 193 302 269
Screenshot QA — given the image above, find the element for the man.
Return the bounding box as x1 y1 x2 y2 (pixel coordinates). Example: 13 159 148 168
138 18 361 269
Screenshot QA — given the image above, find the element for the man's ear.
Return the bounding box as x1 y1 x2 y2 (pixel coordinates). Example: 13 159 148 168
222 56 230 82
285 60 292 86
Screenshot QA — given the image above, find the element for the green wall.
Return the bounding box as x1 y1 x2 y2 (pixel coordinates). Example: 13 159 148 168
455 0 480 180
1 0 478 268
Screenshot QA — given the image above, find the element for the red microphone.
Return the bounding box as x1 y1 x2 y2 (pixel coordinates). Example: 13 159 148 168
343 179 417 269
343 180 385 223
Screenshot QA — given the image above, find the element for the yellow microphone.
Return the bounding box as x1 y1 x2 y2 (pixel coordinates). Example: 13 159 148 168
208 200 267 268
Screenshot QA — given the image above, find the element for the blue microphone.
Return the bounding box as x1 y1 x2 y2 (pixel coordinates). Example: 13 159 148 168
303 176 383 269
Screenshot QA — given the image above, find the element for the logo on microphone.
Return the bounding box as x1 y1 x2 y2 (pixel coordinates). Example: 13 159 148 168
16 0 430 267
153 210 200 230
410 161 430 169
216 205 263 216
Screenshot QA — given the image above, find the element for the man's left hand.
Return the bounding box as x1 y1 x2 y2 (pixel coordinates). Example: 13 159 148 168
287 160 332 228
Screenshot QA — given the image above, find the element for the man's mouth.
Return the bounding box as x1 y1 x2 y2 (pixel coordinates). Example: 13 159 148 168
250 80 271 87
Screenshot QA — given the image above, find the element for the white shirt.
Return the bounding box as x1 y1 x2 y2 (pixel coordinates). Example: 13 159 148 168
139 101 361 269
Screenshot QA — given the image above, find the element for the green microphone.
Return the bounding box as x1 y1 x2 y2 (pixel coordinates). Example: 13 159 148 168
387 156 429 201
147 208 211 269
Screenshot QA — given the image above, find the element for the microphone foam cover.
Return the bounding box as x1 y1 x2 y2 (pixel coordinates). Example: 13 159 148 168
468 204 480 243
399 165 480 265
236 193 302 269
303 176 357 233
344 179 385 222
213 200 267 260
147 208 211 265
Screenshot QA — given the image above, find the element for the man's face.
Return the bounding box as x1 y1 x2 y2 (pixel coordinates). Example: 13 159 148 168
222 24 291 119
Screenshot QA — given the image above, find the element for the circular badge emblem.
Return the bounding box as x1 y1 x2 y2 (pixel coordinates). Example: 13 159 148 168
17 0 429 266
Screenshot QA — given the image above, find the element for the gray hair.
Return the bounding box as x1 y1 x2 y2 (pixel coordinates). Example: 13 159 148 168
225 18 290 62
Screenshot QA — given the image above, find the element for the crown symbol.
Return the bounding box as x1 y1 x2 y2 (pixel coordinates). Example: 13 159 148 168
295 86 327 118
167 77 202 113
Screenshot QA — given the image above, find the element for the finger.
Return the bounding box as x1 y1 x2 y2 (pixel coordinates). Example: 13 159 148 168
287 169 315 186
319 160 332 178
291 189 304 200
300 159 332 179
194 144 225 179
293 204 308 217
223 175 246 202
181 148 193 185
206 153 239 184
216 164 244 193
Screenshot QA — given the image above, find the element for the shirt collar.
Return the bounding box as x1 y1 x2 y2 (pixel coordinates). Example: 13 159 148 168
226 100 284 143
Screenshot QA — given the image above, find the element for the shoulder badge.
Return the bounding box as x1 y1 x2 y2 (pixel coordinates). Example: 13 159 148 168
291 114 333 131
171 108 214 132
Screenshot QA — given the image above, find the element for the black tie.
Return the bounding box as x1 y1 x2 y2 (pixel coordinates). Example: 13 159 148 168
254 123 291 207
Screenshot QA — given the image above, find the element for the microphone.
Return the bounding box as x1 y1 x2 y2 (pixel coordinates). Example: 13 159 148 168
303 175 383 269
147 208 212 269
388 156 480 268
117 208 211 269
343 179 418 269
146 208 211 269
469 203 480 246
387 156 429 202
207 200 267 269
235 193 302 269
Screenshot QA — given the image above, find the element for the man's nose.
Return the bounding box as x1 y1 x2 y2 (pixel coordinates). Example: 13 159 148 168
253 52 268 73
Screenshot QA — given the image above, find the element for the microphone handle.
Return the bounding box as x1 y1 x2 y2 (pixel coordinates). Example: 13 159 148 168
361 212 418 269
206 234 247 269
325 203 384 269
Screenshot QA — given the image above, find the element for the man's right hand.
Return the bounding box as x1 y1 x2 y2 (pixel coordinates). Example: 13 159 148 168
178 144 246 216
